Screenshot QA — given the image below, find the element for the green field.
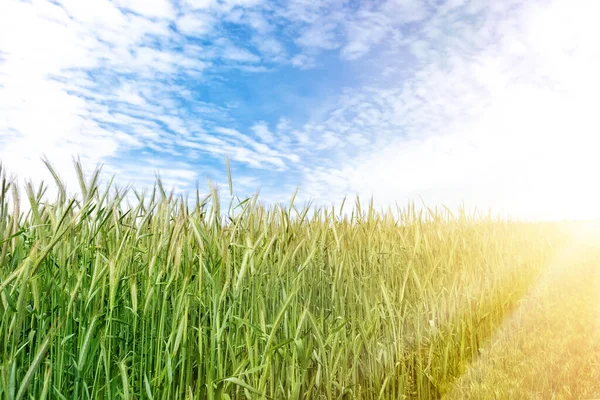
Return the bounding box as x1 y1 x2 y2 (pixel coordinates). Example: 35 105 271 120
1 163 599 399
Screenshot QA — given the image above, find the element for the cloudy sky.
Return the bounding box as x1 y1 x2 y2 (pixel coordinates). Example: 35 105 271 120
1 0 599 220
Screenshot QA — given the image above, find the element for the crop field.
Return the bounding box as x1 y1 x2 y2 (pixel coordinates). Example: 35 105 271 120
1 163 599 399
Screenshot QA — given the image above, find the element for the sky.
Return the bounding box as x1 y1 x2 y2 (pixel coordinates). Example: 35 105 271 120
1 0 600 220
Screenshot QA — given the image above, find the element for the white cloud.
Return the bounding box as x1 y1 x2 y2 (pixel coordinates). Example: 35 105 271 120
381 0 430 23
0 0 206 192
341 0 429 60
250 121 275 143
0 0 286 193
276 118 292 132
211 126 301 169
253 36 287 59
113 0 175 19
3 0 598 221
181 0 217 10
215 38 261 62
295 22 341 50
316 131 341 150
290 54 316 69
243 11 273 34
177 13 214 36
342 13 394 60
295 0 600 220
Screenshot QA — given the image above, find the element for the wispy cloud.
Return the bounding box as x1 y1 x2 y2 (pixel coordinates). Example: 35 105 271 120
1 0 599 218
294 0 600 219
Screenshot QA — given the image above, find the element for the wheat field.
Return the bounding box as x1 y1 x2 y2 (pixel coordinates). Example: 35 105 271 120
1 162 599 399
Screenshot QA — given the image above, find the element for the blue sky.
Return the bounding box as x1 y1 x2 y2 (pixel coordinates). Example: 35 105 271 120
1 0 600 220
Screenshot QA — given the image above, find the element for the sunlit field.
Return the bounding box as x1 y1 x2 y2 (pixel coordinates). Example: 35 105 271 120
1 163 599 399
